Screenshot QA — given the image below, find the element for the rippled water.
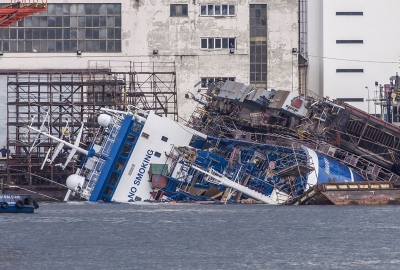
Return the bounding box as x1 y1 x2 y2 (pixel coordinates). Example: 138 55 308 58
1 203 399 270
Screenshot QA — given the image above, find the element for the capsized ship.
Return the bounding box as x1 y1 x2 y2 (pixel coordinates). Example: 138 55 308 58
27 80 400 204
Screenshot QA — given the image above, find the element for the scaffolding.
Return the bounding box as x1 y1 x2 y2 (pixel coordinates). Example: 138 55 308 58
4 63 177 196
298 0 308 96
0 0 47 28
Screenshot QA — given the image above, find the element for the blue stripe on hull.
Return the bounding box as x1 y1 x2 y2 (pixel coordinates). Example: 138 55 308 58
0 206 35 213
315 152 364 183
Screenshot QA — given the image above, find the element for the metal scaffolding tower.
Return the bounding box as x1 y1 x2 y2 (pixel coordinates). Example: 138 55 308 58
4 63 177 198
298 0 308 96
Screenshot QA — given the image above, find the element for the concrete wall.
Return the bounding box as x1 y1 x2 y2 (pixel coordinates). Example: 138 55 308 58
0 76 6 146
0 0 298 122
307 0 323 96
308 0 399 114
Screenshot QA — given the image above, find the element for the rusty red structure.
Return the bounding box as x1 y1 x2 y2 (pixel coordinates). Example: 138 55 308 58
287 181 400 205
0 0 47 28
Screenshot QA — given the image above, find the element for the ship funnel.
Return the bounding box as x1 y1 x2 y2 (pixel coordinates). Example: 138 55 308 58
66 174 85 192
98 114 112 127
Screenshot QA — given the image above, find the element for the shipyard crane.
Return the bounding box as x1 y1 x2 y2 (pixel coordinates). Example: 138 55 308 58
0 0 47 28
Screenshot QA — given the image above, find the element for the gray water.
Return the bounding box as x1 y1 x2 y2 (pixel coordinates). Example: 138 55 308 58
1 203 399 270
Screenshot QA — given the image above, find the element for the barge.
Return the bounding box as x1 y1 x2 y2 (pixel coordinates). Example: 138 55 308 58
286 181 400 205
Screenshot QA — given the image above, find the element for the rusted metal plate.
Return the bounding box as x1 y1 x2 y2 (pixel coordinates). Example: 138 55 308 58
287 181 400 205
323 190 400 205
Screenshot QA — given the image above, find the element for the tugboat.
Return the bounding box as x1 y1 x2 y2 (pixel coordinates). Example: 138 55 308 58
0 194 39 213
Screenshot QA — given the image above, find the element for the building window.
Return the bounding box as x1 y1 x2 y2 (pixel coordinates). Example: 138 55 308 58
0 3 122 53
200 4 235 16
200 37 236 50
336 98 364 102
336 40 363 44
141 132 150 139
200 77 235 88
170 4 188 17
336 69 364 73
336 12 363 16
250 4 267 88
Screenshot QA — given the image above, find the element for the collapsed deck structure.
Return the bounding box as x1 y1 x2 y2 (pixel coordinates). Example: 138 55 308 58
171 80 400 204
187 81 400 181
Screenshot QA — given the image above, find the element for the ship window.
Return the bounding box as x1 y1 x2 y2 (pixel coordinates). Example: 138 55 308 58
132 123 142 133
121 142 133 156
104 186 113 196
114 157 126 172
127 134 137 143
154 152 161 157
161 136 168 142
108 172 119 186
141 132 149 139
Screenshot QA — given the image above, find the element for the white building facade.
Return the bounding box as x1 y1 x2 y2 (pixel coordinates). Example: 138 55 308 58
0 0 299 144
308 0 400 119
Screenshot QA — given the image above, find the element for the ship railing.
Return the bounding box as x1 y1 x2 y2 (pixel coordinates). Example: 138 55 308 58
77 115 123 199
86 159 107 196
99 117 123 157
77 158 106 199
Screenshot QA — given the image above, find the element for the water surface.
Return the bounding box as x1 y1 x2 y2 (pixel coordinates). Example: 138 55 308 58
1 203 399 270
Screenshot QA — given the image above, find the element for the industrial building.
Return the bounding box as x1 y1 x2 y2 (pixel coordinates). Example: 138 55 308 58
308 0 400 124
0 0 302 138
0 0 302 198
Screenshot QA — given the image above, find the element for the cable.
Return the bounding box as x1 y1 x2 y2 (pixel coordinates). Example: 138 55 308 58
308 54 399 64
